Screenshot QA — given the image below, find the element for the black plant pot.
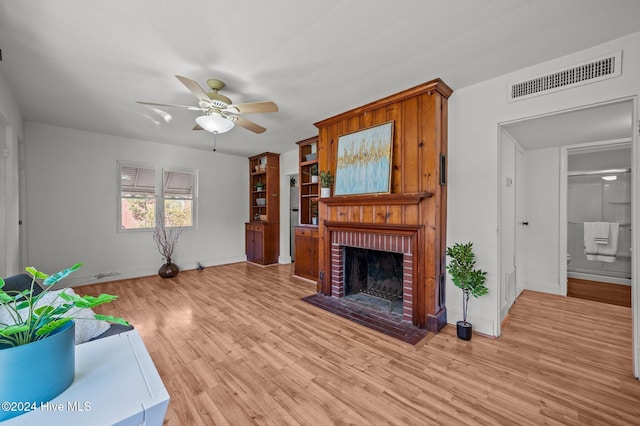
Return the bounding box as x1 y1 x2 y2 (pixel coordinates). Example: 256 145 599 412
456 321 472 340
158 258 179 278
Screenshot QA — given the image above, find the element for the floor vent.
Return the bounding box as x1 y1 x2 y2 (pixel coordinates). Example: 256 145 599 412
508 51 622 102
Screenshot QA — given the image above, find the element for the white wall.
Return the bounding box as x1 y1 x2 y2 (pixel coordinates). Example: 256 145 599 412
24 122 248 286
448 30 640 337
0 70 24 276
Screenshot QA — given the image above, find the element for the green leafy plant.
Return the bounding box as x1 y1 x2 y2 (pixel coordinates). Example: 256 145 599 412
445 242 488 324
305 164 318 176
319 170 334 188
0 263 129 348
255 181 265 190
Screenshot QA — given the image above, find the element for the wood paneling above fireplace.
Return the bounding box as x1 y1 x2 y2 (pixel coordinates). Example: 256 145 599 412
314 78 452 333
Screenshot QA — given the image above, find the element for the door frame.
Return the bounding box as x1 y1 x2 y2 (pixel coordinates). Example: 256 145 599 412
497 130 523 330
559 137 632 297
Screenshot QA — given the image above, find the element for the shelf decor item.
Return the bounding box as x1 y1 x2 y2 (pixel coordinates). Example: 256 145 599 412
309 164 319 183
319 170 334 198
334 121 393 196
446 242 488 340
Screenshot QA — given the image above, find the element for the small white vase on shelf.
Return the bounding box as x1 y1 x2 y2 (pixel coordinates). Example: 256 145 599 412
320 187 331 198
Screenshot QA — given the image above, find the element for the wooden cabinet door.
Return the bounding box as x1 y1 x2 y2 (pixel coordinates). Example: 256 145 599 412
309 235 319 278
295 233 312 278
246 224 264 264
246 229 255 261
294 227 318 280
252 230 264 263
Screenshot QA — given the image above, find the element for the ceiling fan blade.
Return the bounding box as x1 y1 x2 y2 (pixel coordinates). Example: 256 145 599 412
193 124 204 130
136 101 203 111
175 75 211 103
226 101 279 114
232 116 267 134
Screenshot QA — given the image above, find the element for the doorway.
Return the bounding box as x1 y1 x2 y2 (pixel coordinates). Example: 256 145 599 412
289 174 299 261
564 143 632 307
499 97 637 377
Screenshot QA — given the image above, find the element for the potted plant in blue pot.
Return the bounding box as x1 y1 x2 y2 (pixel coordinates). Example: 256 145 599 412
0 263 128 420
446 242 488 340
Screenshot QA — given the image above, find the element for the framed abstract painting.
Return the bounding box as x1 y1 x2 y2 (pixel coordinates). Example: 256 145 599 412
334 121 394 196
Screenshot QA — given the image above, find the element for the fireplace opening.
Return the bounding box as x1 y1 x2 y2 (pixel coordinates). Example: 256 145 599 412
344 247 403 313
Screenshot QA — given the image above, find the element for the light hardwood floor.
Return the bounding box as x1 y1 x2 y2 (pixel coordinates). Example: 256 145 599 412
80 263 640 425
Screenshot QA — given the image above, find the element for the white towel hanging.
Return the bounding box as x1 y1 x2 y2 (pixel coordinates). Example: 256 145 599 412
584 222 619 263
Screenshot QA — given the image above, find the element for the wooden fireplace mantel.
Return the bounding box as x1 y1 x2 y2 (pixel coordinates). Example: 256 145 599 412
324 221 422 235
320 192 432 207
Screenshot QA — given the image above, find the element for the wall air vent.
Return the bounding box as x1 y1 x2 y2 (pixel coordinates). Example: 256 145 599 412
508 51 622 102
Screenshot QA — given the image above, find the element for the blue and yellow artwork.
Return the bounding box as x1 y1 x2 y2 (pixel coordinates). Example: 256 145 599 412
334 122 393 195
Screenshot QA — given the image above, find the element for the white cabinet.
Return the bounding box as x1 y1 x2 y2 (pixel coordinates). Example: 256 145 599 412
4 330 169 425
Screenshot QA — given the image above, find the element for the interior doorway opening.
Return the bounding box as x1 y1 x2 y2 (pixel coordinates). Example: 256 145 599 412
498 97 637 377
566 144 632 307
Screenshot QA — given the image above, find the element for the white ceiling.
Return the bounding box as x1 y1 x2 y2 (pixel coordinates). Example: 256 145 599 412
503 99 634 150
1 0 640 157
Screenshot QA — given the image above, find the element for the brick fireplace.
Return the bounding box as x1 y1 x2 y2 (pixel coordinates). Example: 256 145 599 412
314 78 452 333
329 226 417 322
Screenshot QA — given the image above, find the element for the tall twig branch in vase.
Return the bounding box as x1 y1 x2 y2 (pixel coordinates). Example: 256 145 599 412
153 210 185 278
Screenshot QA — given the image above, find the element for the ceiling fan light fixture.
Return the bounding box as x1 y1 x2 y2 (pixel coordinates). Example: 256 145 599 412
195 113 234 134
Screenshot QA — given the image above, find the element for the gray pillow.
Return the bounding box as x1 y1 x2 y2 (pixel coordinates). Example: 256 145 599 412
2 274 43 295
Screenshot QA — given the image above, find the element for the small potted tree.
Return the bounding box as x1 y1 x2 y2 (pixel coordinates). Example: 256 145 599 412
319 170 334 198
446 242 488 340
255 181 265 192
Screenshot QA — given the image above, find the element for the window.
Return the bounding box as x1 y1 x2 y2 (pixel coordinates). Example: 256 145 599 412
120 165 156 230
163 170 194 227
118 162 196 230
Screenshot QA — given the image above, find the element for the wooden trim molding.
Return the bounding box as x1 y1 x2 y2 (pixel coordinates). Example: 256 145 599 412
314 78 453 127
324 221 422 235
320 192 432 207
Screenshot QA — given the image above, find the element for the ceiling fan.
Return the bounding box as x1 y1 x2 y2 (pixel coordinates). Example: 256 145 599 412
136 75 278 134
